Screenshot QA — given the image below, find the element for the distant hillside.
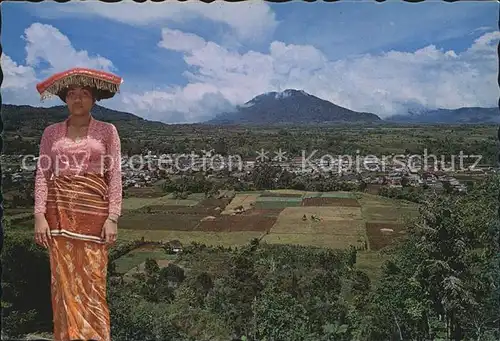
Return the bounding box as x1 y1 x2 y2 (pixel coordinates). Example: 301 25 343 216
2 102 497 134
0 104 173 136
387 107 499 124
207 89 381 125
1 104 144 130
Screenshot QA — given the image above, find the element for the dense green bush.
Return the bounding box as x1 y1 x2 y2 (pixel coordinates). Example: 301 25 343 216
1 233 52 337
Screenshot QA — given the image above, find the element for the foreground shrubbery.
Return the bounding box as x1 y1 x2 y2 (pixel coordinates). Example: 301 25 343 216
2 176 499 341
1 232 52 337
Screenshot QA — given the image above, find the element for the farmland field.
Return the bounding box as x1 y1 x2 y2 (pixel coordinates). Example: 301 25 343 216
197 207 282 232
302 197 361 207
355 251 389 283
361 205 419 222
357 192 415 207
256 196 304 202
365 222 406 251
124 185 166 198
116 190 418 250
221 193 259 214
118 229 265 247
273 206 363 222
267 189 318 196
108 189 420 270
266 206 365 249
254 195 303 209
262 233 365 250
320 192 357 198
270 218 364 236
119 211 206 231
114 246 173 274
260 191 303 198
197 215 277 232
121 195 200 210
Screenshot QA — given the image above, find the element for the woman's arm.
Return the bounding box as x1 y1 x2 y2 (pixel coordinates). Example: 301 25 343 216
106 124 123 219
34 127 53 215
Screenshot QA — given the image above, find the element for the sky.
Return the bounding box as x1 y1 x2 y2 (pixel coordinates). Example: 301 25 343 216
2 1 498 123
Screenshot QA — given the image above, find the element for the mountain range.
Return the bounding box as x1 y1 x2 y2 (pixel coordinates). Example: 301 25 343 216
1 89 497 128
387 107 499 124
207 89 381 124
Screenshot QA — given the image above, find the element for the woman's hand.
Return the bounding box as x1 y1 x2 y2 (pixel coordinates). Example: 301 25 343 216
34 214 51 248
101 217 118 244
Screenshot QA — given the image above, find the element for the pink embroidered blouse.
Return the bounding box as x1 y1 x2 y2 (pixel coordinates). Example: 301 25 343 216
34 116 122 217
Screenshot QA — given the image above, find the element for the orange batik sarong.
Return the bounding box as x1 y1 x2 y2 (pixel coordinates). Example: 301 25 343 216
46 173 111 341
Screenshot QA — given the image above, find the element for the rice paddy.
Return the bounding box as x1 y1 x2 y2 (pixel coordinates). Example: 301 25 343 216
122 195 200 210
361 205 419 222
221 194 260 214
261 233 365 250
111 189 419 271
118 229 265 247
253 200 303 209
114 246 173 274
301 197 361 207
320 192 357 198
118 191 418 249
365 222 406 251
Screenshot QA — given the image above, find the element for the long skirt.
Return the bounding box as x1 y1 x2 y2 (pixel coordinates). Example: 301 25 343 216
45 173 111 341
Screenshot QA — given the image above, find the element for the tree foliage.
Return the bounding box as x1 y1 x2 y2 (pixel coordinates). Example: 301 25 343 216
3 176 499 340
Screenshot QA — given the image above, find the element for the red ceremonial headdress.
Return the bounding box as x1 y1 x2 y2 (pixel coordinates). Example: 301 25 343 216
36 67 123 102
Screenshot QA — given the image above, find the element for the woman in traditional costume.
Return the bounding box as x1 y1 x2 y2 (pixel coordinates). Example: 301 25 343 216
33 67 123 341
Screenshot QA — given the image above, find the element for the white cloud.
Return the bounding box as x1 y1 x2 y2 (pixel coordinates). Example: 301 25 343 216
4 21 498 123
121 83 234 124
1 54 37 90
121 27 499 122
473 26 494 34
2 23 116 106
158 28 207 52
24 23 115 75
26 0 278 42
466 31 500 55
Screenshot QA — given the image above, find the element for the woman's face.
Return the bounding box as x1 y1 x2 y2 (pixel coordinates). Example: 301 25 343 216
65 86 95 116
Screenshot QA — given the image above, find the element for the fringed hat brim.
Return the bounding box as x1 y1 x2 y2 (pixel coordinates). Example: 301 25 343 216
36 68 123 102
